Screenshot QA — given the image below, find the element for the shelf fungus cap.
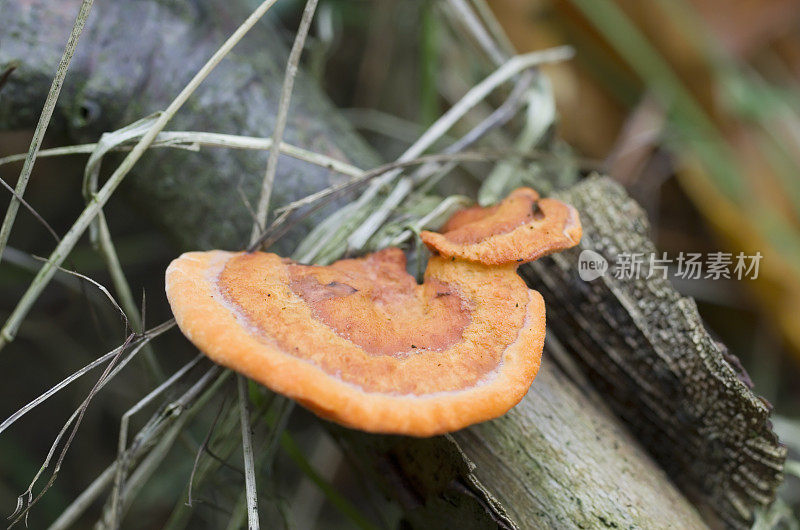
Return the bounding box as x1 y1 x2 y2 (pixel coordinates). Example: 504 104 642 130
420 187 582 265
165 248 545 436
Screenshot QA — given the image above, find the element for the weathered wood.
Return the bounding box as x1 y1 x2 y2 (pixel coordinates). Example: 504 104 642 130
1 1 784 528
336 358 708 529
523 176 786 528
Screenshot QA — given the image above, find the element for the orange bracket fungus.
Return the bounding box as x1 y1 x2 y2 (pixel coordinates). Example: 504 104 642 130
420 187 582 265
165 188 581 436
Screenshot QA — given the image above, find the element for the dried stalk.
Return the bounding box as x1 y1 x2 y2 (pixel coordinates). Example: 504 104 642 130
107 355 203 525
237 376 260 530
97 367 228 529
0 0 94 260
0 320 174 436
0 131 362 177
0 0 281 350
251 0 320 244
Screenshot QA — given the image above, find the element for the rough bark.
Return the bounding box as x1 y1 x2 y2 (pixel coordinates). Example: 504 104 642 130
523 177 786 528
0 1 784 528
335 358 707 529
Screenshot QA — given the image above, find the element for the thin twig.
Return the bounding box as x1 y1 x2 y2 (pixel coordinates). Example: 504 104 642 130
0 0 281 351
237 376 260 530
251 0 320 246
0 0 94 261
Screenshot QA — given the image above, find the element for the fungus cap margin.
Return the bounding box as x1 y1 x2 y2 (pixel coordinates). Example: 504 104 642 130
420 187 582 265
165 248 545 436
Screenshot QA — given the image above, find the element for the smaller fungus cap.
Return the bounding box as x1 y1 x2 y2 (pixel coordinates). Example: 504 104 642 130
166 248 545 436
420 187 582 265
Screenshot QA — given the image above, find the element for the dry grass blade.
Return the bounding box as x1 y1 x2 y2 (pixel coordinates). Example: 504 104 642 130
8 333 136 528
346 46 573 251
32 256 129 330
108 355 203 522
101 367 224 528
0 0 281 351
0 0 94 260
5 320 175 527
0 144 98 167
0 131 363 177
0 176 61 244
187 393 233 507
237 376 260 530
251 0 320 246
446 0 507 65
